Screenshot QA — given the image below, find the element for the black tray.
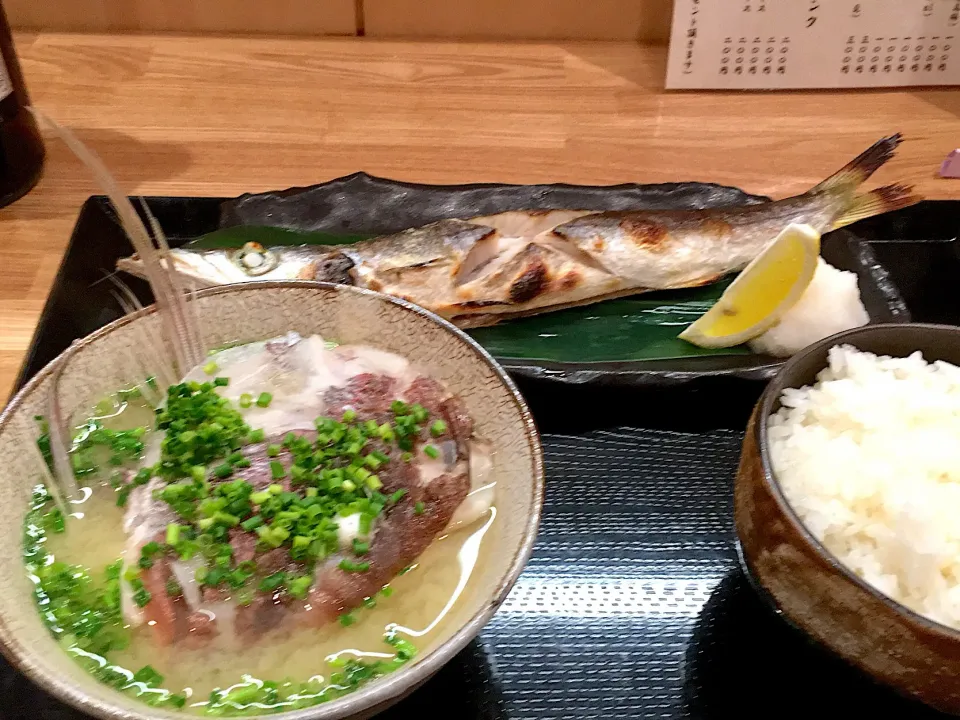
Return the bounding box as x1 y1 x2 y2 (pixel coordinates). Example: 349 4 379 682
9 198 960 719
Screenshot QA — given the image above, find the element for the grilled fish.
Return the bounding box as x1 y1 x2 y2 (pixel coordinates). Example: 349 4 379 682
117 135 920 328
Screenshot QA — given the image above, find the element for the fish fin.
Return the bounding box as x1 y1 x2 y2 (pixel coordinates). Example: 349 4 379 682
831 184 922 229
810 134 904 194
116 255 148 279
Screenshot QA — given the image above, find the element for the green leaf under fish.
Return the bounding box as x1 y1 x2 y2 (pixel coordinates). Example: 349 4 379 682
469 279 750 363
186 226 375 250
188 226 750 364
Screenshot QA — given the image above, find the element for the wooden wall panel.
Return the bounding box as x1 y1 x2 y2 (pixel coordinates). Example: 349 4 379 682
363 0 674 41
5 0 357 35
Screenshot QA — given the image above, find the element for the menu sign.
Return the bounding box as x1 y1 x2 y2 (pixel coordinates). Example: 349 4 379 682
666 0 960 89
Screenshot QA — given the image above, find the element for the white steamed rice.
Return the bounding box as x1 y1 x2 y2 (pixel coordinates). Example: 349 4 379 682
769 344 960 628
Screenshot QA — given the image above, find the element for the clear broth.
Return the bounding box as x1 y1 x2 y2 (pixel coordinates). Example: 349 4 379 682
39 395 496 713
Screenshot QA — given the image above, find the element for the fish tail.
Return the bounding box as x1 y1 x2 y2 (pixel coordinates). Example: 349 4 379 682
809 133 904 195
832 183 922 229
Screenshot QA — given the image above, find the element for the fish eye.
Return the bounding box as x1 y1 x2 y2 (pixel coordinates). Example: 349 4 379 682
232 242 278 276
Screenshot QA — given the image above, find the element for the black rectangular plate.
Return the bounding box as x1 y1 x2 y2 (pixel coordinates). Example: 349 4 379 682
15 178 911 391
7 198 960 719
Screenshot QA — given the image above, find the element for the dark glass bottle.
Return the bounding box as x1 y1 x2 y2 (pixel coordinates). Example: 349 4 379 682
0 3 43 209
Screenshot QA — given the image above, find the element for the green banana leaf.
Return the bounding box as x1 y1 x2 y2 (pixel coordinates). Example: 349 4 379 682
188 226 750 363
186 226 373 249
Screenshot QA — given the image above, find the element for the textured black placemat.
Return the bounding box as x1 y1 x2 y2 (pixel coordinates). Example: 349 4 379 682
460 428 949 720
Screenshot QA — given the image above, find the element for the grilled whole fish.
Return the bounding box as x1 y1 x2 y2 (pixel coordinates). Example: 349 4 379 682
117 136 920 328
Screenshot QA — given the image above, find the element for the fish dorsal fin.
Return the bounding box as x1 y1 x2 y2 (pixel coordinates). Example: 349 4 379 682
809 134 903 195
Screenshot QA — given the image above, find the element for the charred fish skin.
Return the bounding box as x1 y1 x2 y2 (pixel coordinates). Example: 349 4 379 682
116 135 921 327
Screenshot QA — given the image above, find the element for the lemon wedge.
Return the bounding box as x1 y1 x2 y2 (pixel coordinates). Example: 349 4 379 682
678 223 821 349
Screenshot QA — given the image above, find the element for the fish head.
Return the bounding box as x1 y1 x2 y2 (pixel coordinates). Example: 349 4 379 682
117 242 326 286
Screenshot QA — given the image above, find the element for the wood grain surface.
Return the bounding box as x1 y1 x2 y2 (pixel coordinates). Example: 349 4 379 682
3 32 960 403
363 0 674 41
5 0 357 35
5 0 672 40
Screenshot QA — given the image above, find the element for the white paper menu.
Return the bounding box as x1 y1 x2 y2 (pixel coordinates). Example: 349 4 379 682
666 0 960 89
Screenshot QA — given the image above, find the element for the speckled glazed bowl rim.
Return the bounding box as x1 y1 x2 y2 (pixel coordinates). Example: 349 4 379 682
0 280 545 720
753 322 960 642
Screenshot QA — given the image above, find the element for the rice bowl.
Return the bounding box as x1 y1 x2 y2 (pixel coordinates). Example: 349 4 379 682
769 344 960 629
734 323 960 714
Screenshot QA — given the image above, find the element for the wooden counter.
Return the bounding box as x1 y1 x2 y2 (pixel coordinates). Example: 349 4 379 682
3 33 960 403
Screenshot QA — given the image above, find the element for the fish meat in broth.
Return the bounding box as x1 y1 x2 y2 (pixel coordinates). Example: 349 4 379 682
121 333 493 647
116 135 921 328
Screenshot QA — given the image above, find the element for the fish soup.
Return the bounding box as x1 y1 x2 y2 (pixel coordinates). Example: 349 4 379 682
26 332 497 715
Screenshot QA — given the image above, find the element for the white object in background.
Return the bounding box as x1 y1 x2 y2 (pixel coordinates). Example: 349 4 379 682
666 0 960 90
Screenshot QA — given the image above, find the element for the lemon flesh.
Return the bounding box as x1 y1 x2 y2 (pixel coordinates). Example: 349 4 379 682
678 223 821 349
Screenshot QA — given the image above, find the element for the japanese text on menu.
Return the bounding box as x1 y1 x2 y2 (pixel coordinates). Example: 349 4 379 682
666 0 960 89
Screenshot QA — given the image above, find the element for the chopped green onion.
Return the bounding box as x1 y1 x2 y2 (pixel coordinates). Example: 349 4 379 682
166 523 182 545
430 419 448 437
213 377 229 387
203 361 218 375
287 575 313 600
423 445 439 459
365 474 382 491
259 572 286 593
256 392 273 408
411 404 428 423
359 513 373 535
116 486 132 507
341 409 357 423
239 393 253 408
342 479 356 493
339 558 370 573
268 483 283 495
250 491 270 505
214 463 233 479
339 613 356 627
354 467 371 482
352 539 369 556
133 665 164 686
213 511 240 527
249 428 265 443
270 461 286 479
133 586 151 608
414 501 425 515
380 585 394 598
241 515 263 531
388 489 407 505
